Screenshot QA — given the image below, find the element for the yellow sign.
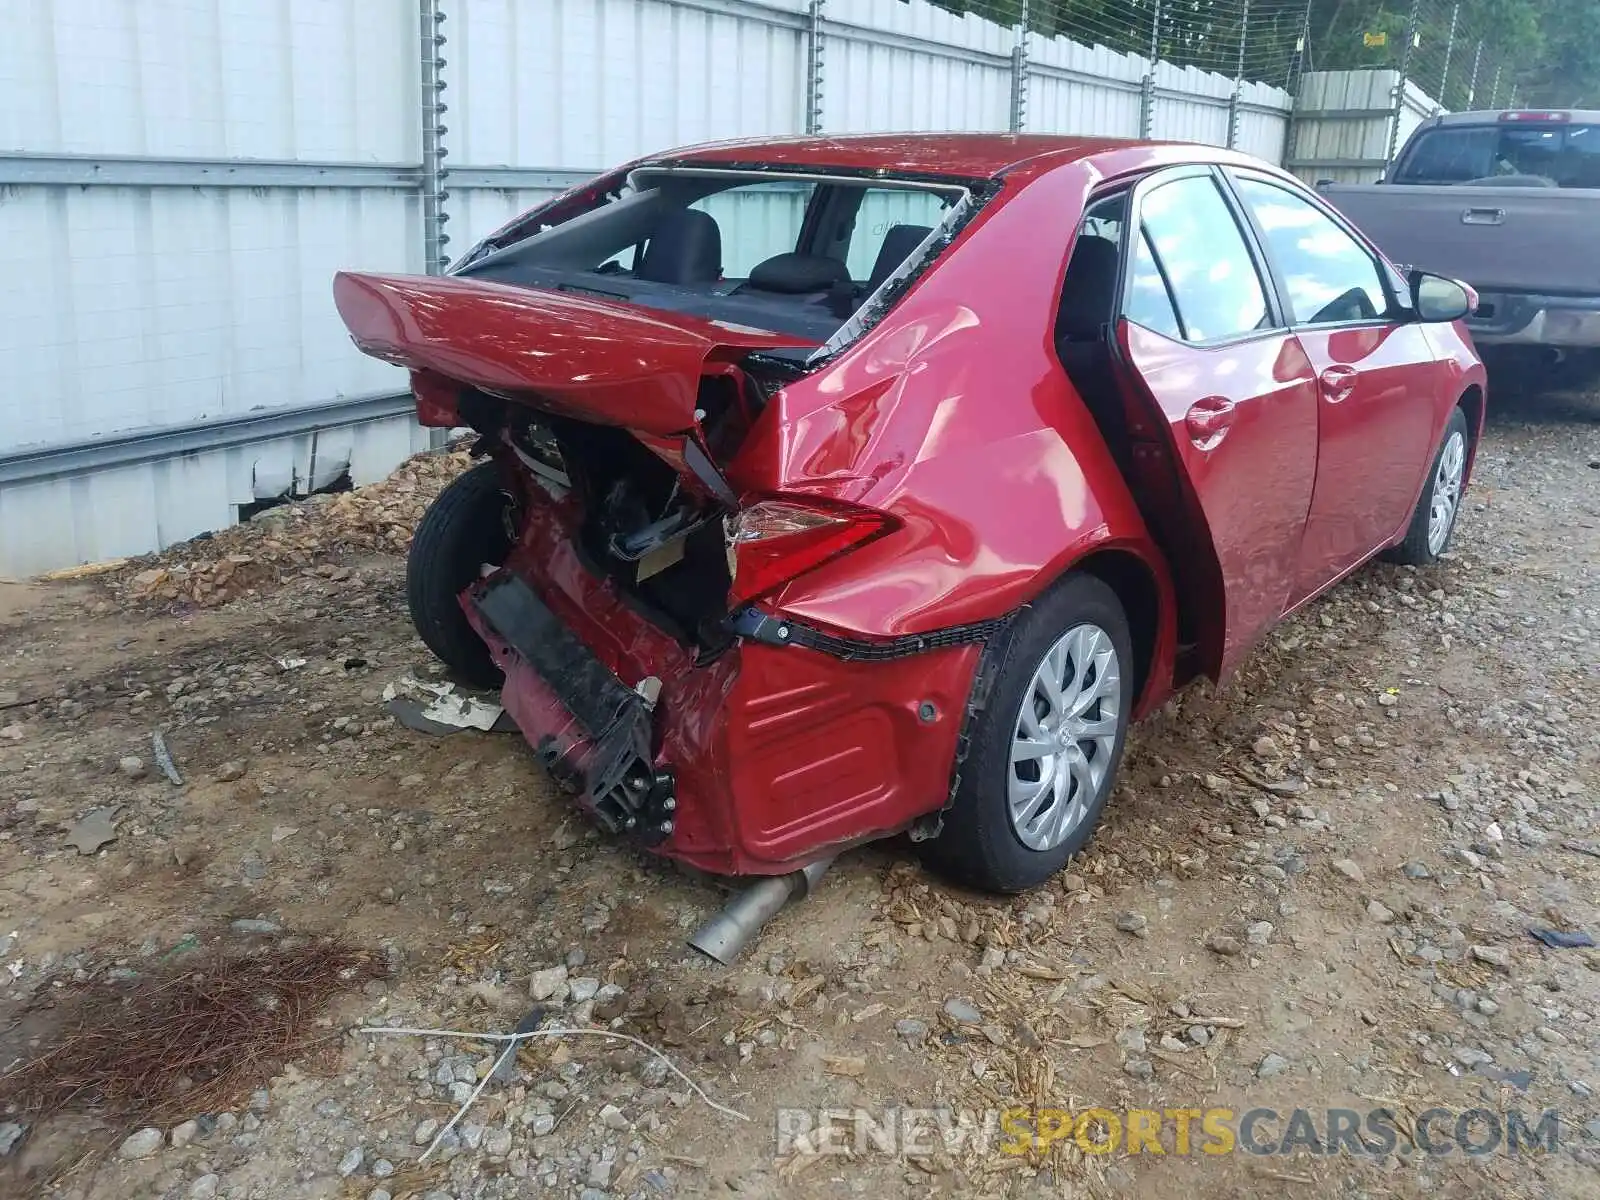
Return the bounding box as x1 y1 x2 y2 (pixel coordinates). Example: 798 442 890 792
1364 31 1388 47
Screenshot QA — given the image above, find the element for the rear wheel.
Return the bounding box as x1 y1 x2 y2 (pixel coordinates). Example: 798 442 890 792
406 461 514 688
1386 405 1469 566
919 573 1134 893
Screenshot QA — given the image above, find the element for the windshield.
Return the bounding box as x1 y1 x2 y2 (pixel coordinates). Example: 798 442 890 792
453 168 972 357
1393 123 1600 188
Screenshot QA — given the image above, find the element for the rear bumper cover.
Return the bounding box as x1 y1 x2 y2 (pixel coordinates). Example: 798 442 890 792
463 499 983 877
1466 292 1600 347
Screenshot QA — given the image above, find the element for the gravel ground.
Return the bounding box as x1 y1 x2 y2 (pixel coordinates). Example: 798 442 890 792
1 380 1597 1200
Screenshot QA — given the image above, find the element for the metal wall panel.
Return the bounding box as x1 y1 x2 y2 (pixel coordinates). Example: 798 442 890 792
1 185 417 451
445 0 806 172
3 0 417 160
1029 40 1145 137
822 0 1012 132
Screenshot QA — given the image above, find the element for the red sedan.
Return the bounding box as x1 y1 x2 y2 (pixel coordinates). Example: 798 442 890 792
334 134 1485 894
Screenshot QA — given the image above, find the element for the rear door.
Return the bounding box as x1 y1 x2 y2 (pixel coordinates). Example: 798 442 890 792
1226 171 1443 601
1109 167 1320 681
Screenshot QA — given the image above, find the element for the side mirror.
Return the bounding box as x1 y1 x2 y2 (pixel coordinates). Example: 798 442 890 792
1410 271 1476 322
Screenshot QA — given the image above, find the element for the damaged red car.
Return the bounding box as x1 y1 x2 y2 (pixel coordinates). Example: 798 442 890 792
334 134 1485 894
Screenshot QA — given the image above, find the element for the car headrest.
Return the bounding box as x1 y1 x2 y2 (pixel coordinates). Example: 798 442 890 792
746 252 852 294
637 208 722 284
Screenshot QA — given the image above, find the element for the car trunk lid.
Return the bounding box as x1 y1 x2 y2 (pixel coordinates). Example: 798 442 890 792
332 270 817 491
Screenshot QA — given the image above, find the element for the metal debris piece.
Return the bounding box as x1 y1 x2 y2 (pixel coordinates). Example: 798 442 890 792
151 731 183 786
66 806 122 855
490 1007 547 1083
382 677 512 736
1529 927 1596 950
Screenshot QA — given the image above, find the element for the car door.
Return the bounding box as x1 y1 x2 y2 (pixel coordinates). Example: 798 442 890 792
1108 167 1320 682
1225 171 1443 604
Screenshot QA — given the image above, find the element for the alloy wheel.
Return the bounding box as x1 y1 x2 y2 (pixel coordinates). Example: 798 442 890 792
1007 623 1123 852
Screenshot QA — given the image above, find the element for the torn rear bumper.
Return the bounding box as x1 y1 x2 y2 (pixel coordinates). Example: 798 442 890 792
459 508 982 876
467 573 675 840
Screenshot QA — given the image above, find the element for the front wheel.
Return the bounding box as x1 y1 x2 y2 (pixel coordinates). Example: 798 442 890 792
919 573 1134 893
1386 405 1470 566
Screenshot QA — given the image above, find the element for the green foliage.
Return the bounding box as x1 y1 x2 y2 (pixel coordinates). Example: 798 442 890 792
912 0 1600 102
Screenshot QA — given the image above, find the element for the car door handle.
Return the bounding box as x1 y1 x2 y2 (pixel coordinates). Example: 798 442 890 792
1184 396 1236 447
1461 207 1505 225
1319 365 1358 403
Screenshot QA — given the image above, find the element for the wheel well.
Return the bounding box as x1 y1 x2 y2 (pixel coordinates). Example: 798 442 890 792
1073 549 1160 702
1458 384 1484 456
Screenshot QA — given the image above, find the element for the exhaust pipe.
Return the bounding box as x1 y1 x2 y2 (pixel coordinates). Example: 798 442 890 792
686 857 835 964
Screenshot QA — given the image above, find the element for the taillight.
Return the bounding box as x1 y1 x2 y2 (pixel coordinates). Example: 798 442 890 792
726 498 893 605
1498 110 1569 123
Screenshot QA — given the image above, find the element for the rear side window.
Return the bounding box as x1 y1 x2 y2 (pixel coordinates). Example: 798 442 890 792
1138 176 1271 343
1394 123 1600 188
1233 178 1389 325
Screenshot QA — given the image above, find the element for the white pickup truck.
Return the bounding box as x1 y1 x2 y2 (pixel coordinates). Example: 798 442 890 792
1318 110 1600 367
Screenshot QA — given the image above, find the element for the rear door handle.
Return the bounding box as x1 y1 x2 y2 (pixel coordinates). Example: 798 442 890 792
1461 207 1505 225
1184 396 1236 447
1319 365 1358 402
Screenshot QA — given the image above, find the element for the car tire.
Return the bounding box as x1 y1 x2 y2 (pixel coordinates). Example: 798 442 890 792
1385 405 1470 567
407 461 514 688
919 573 1134 893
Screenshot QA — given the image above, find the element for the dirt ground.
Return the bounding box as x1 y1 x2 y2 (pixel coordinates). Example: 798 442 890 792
1 377 1597 1200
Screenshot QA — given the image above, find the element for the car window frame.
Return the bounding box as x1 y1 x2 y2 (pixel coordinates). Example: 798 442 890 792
1118 164 1288 350
1220 167 1402 332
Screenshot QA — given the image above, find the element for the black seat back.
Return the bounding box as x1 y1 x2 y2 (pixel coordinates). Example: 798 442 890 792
1055 234 1120 343
865 223 934 293
1054 232 1131 460
637 208 722 284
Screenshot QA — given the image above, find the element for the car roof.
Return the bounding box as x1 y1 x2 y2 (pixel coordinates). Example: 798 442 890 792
647 132 1225 180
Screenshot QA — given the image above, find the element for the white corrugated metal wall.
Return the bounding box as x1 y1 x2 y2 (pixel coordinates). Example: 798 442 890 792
1 0 1294 578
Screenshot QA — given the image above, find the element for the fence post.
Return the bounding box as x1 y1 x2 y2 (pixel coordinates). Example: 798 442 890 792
1009 0 1030 133
1438 2 1458 110
418 0 450 275
1489 65 1502 108
805 0 825 135
1384 0 1421 167
1139 0 1161 138
1466 40 1482 107
1227 0 1250 149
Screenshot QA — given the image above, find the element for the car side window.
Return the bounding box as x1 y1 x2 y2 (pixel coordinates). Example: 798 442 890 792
1232 177 1390 326
1125 230 1183 339
1138 176 1271 342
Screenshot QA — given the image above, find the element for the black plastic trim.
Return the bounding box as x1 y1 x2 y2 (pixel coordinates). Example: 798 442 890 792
728 606 1009 662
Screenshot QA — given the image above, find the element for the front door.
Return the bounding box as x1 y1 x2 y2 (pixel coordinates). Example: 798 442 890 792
1110 168 1320 682
1226 172 1443 601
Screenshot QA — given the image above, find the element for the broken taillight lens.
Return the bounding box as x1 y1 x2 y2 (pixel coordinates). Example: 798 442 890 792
727 498 894 605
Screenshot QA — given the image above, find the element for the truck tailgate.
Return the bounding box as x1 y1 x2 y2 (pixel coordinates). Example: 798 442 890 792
1320 184 1600 296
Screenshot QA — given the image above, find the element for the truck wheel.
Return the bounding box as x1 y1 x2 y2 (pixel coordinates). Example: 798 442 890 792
1386 405 1469 566
407 461 513 688
919 573 1133 893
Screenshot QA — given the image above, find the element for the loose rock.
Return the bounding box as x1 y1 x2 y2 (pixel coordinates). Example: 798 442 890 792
119 1127 164 1159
